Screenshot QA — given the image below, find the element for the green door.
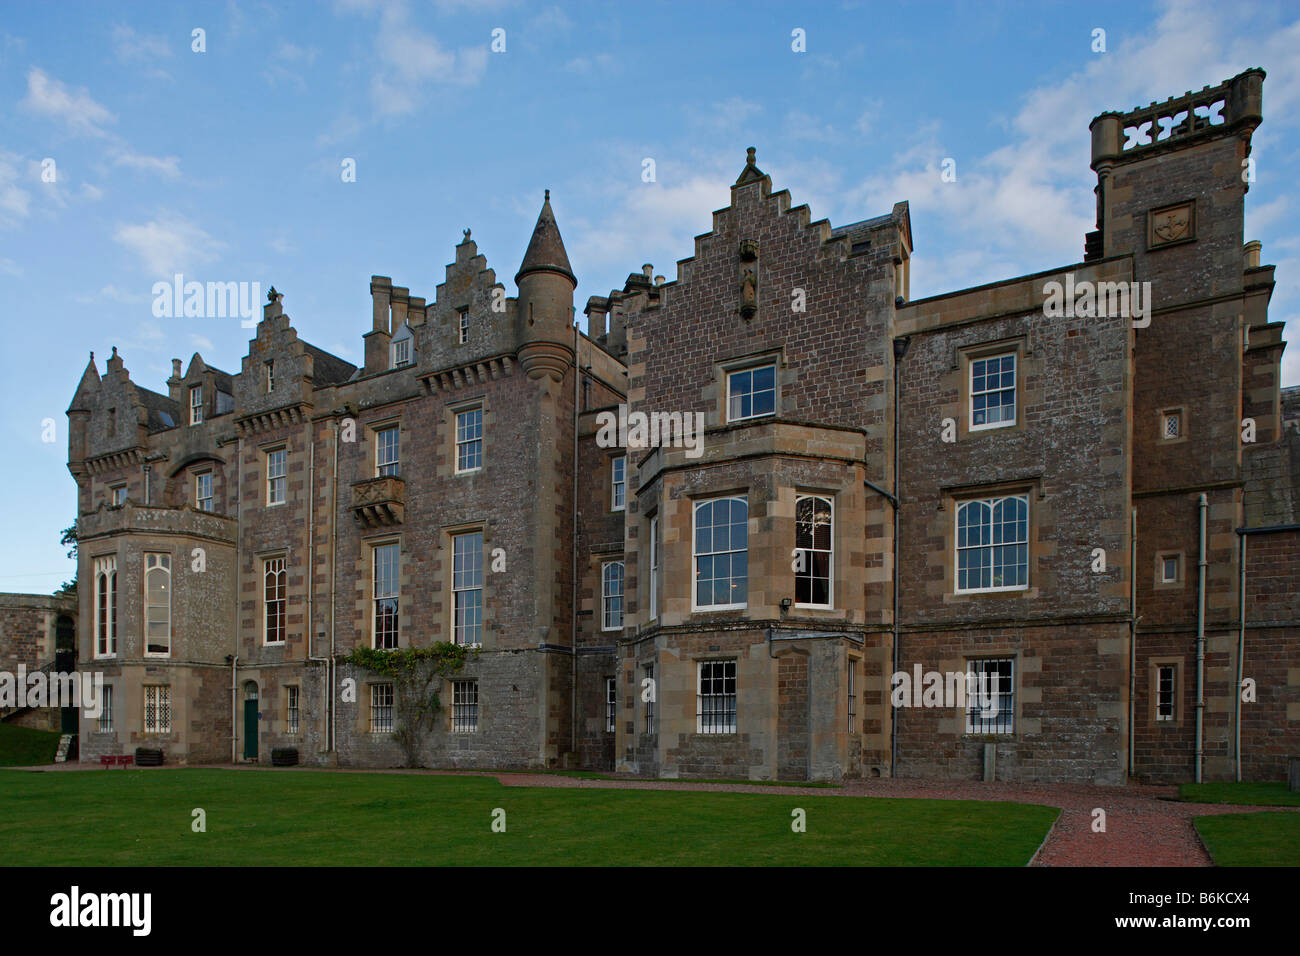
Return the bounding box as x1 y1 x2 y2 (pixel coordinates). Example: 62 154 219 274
243 698 259 760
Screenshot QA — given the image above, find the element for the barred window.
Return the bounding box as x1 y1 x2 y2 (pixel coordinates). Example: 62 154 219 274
375 426 400 477
970 353 1016 429
644 664 655 736
956 495 1029 592
847 658 857 734
694 496 748 609
453 532 483 646
195 472 214 512
144 685 171 734
370 683 394 733
648 515 659 621
286 685 299 735
452 681 478 732
263 556 287 645
726 364 776 422
965 658 1014 735
189 385 203 425
456 408 483 473
1156 666 1176 722
94 555 117 657
697 660 737 734
611 456 626 511
605 677 616 733
266 448 287 506
1162 411 1181 440
98 685 113 733
795 494 833 607
373 543 399 649
602 561 624 631
144 553 171 657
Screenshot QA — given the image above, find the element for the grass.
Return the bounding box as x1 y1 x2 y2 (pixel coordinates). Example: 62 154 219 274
0 722 61 767
0 768 1056 866
1179 782 1300 807
1194 812 1300 866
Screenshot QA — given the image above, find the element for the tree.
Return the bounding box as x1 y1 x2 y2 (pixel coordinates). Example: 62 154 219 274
58 521 77 597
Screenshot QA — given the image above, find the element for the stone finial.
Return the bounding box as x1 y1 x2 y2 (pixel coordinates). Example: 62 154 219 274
746 146 756 166
464 228 471 239
267 286 281 303
545 189 550 201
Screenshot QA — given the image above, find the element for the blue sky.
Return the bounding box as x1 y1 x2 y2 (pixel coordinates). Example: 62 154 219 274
2 0 1298 595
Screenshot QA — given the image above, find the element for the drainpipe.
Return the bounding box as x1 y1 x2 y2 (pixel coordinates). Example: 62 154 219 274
1194 493 1207 784
1128 507 1137 779
888 335 910 778
307 426 330 755
1235 531 1246 783
230 655 238 763
569 323 580 763
143 462 151 506
330 417 340 753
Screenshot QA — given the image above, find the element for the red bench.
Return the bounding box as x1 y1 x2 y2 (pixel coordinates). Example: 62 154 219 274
99 754 134 768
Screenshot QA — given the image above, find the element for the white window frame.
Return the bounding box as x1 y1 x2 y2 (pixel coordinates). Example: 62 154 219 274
93 555 117 658
143 553 171 657
692 496 748 611
1156 665 1176 722
452 680 478 732
195 471 213 512
266 447 287 506
965 658 1014 735
391 336 411 369
286 685 300 735
455 407 483 474
263 556 287 646
111 485 127 506
726 364 777 423
611 456 626 511
458 308 469 345
370 683 394 733
696 659 737 735
605 677 616 733
1161 410 1182 440
98 684 113 733
1160 554 1180 584
794 494 834 609
373 542 399 649
143 684 171 734
452 531 483 646
954 494 1030 594
375 426 400 478
968 352 1017 431
189 385 203 425
648 515 659 621
602 561 624 631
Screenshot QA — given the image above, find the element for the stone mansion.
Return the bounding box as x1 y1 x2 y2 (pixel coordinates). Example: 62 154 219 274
63 68 1299 784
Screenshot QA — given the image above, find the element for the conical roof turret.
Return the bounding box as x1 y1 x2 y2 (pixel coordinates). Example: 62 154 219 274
515 189 575 286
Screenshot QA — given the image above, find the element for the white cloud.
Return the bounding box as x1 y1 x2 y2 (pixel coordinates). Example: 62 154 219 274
73 284 150 305
21 68 115 137
113 215 224 276
111 24 172 63
111 151 182 179
0 151 31 228
0 257 22 277
564 53 616 75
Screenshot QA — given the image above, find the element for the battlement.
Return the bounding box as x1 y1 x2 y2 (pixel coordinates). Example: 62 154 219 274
1090 68 1264 169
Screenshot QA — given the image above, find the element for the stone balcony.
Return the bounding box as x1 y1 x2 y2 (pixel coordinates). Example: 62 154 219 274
351 475 405 527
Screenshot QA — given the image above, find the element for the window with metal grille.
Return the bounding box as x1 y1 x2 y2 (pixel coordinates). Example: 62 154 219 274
94 556 117 657
373 543 399 649
1156 666 1175 721
697 660 736 734
264 556 287 645
189 385 203 425
1162 411 1181 440
453 532 483 645
375 426 399 477
370 683 393 733
144 553 171 656
452 681 478 732
266 448 287 505
286 685 299 734
694 496 748 609
144 685 170 733
795 494 833 606
970 353 1016 429
847 658 857 733
611 456 626 511
726 364 776 422
456 408 483 473
195 471 213 511
98 685 113 733
956 495 1029 592
605 677 616 733
644 664 655 735
602 561 624 630
965 658 1014 735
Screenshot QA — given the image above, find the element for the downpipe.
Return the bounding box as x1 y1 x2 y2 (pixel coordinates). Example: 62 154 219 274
1194 493 1207 784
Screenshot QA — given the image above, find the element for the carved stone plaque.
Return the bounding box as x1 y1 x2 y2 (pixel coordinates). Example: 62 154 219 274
1147 201 1195 249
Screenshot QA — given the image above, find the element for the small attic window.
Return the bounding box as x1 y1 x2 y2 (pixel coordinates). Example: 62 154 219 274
390 325 413 368
458 308 470 345
265 359 275 393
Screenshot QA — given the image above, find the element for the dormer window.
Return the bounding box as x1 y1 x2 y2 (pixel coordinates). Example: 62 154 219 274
390 327 413 369
189 386 203 425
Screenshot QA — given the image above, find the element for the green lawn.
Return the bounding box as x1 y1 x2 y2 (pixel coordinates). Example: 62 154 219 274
1194 812 1300 866
0 723 60 767
1180 782 1300 807
0 768 1057 866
